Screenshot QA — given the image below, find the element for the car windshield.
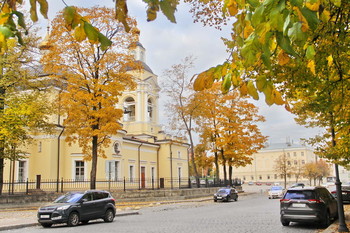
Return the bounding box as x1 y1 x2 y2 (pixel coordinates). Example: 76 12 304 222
271 186 283 191
284 190 315 200
54 193 84 203
217 189 230 194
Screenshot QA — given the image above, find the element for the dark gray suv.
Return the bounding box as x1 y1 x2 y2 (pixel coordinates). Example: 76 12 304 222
38 190 116 228
280 186 338 227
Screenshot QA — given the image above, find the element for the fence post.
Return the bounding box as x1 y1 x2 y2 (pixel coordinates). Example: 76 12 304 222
36 175 41 190
61 177 64 193
179 177 181 189
26 178 29 194
188 178 191 188
152 177 154 190
123 177 126 192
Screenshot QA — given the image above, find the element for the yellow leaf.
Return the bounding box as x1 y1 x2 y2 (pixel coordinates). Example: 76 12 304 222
147 8 157 22
2 3 11 14
247 80 259 100
0 14 10 25
227 0 238 16
320 10 330 22
307 60 316 75
243 22 254 39
327 55 333 67
278 50 290 66
239 82 248 96
74 23 86 42
305 1 320 11
272 89 284 105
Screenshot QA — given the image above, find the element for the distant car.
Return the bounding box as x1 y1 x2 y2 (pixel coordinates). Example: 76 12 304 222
37 190 116 228
213 188 238 202
248 181 254 185
290 182 305 188
280 186 338 228
256 182 262 186
268 186 284 199
266 182 272 186
331 185 350 203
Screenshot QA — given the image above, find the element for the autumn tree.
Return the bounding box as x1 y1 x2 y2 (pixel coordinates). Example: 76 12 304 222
274 153 294 189
315 160 331 185
161 56 202 185
303 162 318 186
41 6 138 189
195 82 267 184
0 23 53 194
193 143 214 178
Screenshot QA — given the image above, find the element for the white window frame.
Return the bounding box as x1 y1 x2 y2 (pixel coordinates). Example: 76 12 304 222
72 159 86 181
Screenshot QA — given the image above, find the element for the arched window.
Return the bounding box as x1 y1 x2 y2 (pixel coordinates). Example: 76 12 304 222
123 97 135 121
147 98 153 121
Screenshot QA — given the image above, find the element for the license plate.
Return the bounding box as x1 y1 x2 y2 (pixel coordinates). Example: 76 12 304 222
40 215 50 219
292 203 306 208
217 197 222 199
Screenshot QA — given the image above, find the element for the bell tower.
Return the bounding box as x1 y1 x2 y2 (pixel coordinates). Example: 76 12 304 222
122 42 161 139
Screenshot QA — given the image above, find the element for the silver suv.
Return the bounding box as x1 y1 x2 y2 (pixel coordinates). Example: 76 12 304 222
280 186 338 227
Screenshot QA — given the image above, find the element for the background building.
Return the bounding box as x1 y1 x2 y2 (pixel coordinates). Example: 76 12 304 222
231 142 318 185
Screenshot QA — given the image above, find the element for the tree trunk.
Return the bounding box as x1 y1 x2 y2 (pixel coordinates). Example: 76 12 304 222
229 165 233 186
214 151 220 183
90 135 98 190
0 157 3 195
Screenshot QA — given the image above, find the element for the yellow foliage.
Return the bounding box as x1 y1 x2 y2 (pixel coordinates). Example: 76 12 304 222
227 0 238 16
272 89 284 105
239 82 248 96
327 55 333 67
293 6 309 32
74 23 86 42
307 60 316 75
305 0 320 11
278 50 290 66
243 22 254 39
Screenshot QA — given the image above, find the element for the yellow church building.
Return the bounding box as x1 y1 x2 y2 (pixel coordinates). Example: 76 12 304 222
3 42 190 192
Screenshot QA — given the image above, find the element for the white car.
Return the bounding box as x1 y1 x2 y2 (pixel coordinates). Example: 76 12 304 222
268 186 284 199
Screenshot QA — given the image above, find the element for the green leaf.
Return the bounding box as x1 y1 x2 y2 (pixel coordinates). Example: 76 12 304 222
159 0 177 23
305 45 315 60
300 7 320 31
12 11 27 31
283 14 291 36
15 31 24 45
287 22 306 45
256 75 267 92
247 0 260 8
83 22 98 42
115 0 130 32
290 0 303 7
276 32 297 56
222 73 232 93
29 0 38 22
251 5 265 27
0 26 14 38
269 8 284 31
37 0 48 19
63 6 76 26
247 80 259 100
98 32 112 51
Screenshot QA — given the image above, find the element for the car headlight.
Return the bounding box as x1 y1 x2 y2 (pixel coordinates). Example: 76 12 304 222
57 205 70 211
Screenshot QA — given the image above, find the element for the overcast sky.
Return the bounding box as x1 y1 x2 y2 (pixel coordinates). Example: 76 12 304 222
34 0 322 145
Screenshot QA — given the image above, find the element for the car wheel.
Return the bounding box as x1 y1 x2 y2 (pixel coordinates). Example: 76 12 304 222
281 219 290 226
41 223 52 228
104 209 115 222
226 196 230 202
234 196 238 201
322 211 331 228
67 212 80 227
214 199 217 202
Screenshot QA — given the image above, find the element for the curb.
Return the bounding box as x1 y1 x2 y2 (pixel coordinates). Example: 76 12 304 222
0 211 139 231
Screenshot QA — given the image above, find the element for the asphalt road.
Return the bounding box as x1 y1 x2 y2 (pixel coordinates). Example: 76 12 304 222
5 193 326 233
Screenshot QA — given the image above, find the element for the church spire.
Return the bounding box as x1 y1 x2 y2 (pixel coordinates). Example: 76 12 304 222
39 23 52 51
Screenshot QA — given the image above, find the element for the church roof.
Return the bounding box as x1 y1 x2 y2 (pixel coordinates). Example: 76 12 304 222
260 142 311 151
126 60 154 74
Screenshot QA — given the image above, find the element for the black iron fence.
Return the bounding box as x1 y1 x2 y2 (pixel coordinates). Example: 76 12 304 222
1 177 234 195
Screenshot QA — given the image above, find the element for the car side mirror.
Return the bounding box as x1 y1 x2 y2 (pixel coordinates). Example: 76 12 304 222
81 198 88 203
